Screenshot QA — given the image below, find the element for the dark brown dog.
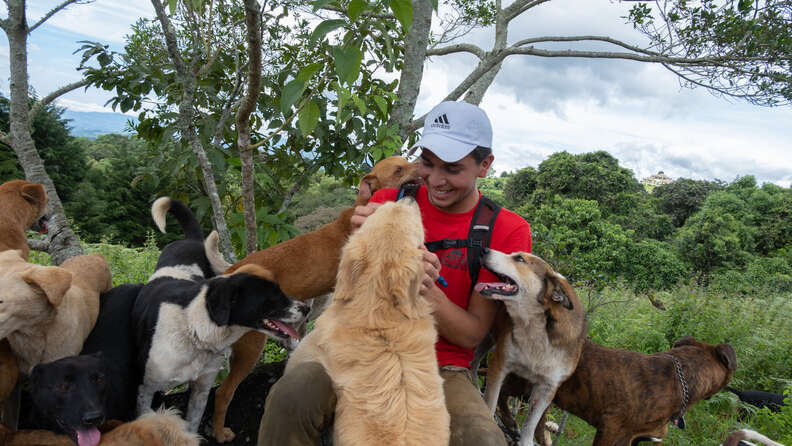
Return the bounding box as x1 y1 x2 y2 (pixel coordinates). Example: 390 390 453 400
0 179 48 425
211 156 421 442
498 336 737 446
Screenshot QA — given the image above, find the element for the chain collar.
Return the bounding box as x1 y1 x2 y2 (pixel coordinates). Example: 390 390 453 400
662 353 690 418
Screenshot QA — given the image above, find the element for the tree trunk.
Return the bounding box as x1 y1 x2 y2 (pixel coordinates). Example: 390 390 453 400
390 0 433 141
236 0 263 255
4 0 82 265
151 0 237 262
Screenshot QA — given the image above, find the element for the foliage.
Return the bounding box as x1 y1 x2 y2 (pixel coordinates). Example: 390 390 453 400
0 94 87 201
652 177 724 227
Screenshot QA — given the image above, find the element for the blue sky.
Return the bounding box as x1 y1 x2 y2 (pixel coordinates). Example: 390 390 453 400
3 0 791 186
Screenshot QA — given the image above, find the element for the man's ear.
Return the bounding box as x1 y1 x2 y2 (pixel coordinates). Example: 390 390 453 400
477 153 494 178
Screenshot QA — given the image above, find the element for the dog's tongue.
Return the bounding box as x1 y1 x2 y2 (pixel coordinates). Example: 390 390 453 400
76 427 101 446
273 320 299 339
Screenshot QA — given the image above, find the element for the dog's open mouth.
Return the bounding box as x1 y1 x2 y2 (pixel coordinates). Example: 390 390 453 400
474 272 519 296
258 319 299 340
401 177 424 187
58 420 101 446
32 214 49 234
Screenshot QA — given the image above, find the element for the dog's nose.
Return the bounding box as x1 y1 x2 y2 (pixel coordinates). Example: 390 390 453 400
81 410 105 426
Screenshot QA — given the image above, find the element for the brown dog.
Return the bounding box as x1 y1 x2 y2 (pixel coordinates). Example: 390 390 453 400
498 336 737 446
0 250 113 374
0 409 200 446
478 251 587 446
211 155 421 442
0 179 49 260
0 180 49 415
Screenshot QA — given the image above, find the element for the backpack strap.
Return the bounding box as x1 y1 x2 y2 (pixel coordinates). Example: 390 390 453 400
466 196 501 286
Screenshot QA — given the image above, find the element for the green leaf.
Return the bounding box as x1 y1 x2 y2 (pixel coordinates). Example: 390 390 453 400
373 96 388 117
390 0 412 30
311 0 334 12
168 0 177 15
298 100 321 136
297 63 323 83
280 78 306 115
310 19 346 44
332 45 363 85
348 0 366 21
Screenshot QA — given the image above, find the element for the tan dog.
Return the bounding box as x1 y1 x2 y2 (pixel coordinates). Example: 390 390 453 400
286 199 449 446
212 155 421 441
477 251 587 446
0 250 112 374
721 429 783 446
0 179 49 412
0 408 200 446
498 336 738 446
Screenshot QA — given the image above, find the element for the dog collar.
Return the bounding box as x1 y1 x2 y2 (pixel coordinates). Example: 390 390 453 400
662 354 690 428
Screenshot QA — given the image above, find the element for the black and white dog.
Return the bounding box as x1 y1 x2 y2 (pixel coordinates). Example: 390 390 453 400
132 197 309 432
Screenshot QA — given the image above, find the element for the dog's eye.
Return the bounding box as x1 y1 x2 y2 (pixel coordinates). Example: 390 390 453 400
56 384 71 392
395 167 402 174
513 255 526 263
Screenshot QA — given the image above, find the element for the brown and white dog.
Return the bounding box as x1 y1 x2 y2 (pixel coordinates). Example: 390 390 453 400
477 250 587 446
0 250 113 374
498 336 738 446
211 155 421 442
285 198 449 446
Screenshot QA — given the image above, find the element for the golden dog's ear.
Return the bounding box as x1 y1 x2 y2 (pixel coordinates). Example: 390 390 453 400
357 172 379 202
22 266 72 306
544 271 575 310
233 264 276 281
21 182 47 206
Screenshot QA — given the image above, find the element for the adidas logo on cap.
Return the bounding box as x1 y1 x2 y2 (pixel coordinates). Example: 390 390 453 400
431 113 450 130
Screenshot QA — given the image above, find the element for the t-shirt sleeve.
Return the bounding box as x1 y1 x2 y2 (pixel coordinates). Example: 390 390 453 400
370 188 399 204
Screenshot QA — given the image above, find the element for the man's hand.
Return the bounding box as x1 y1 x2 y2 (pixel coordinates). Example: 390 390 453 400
419 245 440 297
350 202 383 231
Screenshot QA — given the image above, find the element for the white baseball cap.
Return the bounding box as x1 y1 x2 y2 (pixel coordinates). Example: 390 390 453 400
408 101 493 162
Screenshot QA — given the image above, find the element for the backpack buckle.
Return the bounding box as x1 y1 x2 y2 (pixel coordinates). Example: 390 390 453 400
442 239 456 249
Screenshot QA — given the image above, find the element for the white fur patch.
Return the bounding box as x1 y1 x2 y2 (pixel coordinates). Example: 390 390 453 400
204 231 231 275
147 264 204 283
151 197 171 233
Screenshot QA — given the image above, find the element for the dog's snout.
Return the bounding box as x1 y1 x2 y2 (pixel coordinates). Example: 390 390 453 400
81 410 105 426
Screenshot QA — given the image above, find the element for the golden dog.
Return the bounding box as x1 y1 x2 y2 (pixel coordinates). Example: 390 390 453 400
212 155 421 442
286 199 450 446
0 250 112 374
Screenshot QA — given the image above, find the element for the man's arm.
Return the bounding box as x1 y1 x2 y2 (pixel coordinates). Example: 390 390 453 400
422 284 498 350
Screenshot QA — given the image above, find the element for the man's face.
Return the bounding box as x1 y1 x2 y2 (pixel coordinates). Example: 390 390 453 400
418 149 493 213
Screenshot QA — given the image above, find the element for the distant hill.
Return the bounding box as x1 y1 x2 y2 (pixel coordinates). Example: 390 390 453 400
62 110 138 139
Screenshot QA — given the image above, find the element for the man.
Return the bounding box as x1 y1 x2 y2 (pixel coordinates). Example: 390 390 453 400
258 101 532 446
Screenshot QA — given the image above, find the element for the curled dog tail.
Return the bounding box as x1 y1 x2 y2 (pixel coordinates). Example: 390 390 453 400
151 197 203 241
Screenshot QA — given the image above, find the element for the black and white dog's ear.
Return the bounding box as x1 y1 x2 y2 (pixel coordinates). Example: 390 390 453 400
206 284 231 326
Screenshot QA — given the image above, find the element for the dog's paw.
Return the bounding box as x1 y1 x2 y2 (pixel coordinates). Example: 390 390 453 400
213 427 236 443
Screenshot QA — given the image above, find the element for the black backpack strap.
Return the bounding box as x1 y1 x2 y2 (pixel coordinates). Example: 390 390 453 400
466 196 501 285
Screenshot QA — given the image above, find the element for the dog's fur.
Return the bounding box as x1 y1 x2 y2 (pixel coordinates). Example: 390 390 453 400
0 250 112 374
0 179 49 260
726 386 786 412
720 429 784 446
496 336 737 446
1 408 200 446
286 199 449 446
212 155 421 441
132 197 308 433
0 179 49 420
477 250 587 446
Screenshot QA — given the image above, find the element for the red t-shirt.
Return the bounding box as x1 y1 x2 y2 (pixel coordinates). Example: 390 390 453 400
371 186 532 368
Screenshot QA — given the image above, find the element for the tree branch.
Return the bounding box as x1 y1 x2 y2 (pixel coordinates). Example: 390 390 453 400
252 74 327 151
29 0 87 34
426 43 486 59
28 79 91 121
28 238 49 252
503 0 551 23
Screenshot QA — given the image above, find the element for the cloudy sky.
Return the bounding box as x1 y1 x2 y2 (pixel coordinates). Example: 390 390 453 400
3 0 791 186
